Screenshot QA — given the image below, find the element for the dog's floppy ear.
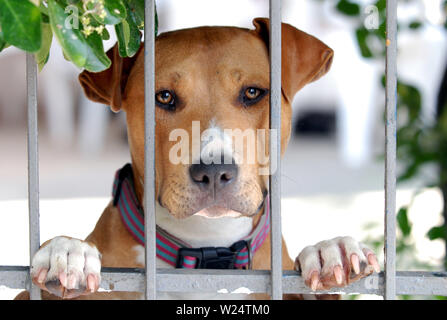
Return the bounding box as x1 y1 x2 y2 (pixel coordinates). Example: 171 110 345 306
78 44 142 112
252 18 334 103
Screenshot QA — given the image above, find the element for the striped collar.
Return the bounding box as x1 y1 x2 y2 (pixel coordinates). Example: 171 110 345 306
112 163 270 269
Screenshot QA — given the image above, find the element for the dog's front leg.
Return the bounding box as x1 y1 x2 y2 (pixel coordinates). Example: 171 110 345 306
30 236 102 299
295 236 380 291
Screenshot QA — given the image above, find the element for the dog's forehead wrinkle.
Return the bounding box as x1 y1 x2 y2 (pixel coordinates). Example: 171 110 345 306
158 26 251 49
231 69 242 82
169 71 183 84
157 28 266 69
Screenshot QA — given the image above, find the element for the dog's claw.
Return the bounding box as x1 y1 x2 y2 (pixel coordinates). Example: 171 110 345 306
310 271 320 291
367 253 380 273
59 272 68 288
351 254 360 274
333 265 343 285
36 269 47 284
87 274 97 293
67 274 78 290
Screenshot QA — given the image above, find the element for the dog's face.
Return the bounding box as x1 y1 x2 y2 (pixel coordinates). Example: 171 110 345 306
79 18 333 220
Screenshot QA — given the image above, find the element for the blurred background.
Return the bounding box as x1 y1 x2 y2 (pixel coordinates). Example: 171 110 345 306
1 0 447 299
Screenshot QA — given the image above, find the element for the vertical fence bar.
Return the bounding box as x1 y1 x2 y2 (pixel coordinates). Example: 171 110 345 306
144 0 157 300
384 0 397 300
26 53 41 300
269 0 283 300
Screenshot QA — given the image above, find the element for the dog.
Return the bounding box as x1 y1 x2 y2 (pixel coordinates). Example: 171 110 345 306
16 18 379 300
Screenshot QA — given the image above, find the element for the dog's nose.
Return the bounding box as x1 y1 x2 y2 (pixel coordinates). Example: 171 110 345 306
189 158 238 191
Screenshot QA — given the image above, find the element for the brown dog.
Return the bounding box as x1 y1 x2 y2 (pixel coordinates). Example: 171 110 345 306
16 18 379 300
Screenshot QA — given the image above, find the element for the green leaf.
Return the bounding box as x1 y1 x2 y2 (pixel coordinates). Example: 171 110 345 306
47 0 110 72
115 20 129 57
115 0 141 57
336 0 360 16
92 0 127 25
115 20 137 57
374 0 386 12
397 81 422 123
84 30 111 71
0 0 42 52
101 26 110 40
355 27 373 58
409 21 423 30
427 226 447 241
0 27 7 52
35 22 52 71
127 0 158 34
39 1 49 16
155 4 159 36
397 207 412 237
128 0 144 29
375 20 387 40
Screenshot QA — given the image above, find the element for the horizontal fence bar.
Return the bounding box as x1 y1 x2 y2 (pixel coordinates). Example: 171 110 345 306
2 267 447 296
0 266 28 291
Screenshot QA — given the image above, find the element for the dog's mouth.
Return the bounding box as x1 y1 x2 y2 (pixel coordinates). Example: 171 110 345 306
158 191 267 219
158 199 247 219
192 206 244 219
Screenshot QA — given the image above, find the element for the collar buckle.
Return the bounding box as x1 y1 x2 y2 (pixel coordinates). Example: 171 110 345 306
176 240 249 269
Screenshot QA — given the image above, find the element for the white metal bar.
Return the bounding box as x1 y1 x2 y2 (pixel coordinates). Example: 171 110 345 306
26 53 41 301
269 0 283 300
71 270 447 296
384 0 398 300
144 0 157 300
3 267 447 296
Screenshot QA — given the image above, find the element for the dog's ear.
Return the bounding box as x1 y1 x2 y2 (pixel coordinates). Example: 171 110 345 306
252 18 334 103
78 43 142 112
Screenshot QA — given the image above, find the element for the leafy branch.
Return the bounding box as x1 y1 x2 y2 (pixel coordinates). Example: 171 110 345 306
0 0 158 71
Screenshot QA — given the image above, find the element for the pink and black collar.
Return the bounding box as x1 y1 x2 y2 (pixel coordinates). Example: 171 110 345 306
112 163 270 269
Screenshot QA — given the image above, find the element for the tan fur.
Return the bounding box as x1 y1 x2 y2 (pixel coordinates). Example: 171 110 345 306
17 19 334 300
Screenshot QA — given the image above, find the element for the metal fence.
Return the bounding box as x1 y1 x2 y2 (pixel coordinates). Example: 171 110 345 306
1 0 447 300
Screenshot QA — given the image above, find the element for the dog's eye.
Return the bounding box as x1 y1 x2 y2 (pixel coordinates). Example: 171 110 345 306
240 87 267 106
155 90 176 110
245 88 262 99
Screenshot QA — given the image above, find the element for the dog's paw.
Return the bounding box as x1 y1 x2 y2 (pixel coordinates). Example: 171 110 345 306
30 236 101 299
295 236 380 291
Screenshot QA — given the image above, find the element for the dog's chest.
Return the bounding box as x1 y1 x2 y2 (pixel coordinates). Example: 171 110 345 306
155 204 254 247
131 205 254 299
